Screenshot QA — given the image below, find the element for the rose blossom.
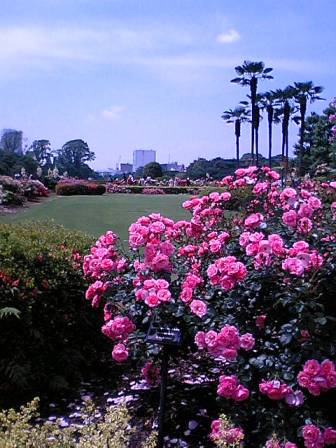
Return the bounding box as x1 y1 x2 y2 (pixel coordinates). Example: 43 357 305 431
190 299 207 318
112 343 128 362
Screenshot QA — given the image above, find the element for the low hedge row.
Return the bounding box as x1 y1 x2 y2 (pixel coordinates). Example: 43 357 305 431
0 222 108 403
55 182 106 195
106 185 199 194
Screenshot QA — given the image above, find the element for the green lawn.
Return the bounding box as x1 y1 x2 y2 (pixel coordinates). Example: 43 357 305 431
0 194 190 241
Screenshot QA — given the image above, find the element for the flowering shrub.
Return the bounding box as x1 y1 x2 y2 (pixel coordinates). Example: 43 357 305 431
143 187 166 194
105 183 131 193
0 176 49 206
84 166 336 446
0 176 25 205
56 181 106 195
21 179 49 199
0 222 106 398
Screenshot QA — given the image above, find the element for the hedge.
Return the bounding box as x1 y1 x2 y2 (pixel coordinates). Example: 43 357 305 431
0 222 107 403
56 183 106 196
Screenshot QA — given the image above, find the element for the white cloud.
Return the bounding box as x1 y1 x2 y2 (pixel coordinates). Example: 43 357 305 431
216 29 240 44
101 106 126 121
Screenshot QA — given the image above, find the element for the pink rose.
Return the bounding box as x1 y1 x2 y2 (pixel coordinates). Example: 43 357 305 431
234 384 250 401
207 264 218 279
157 288 171 302
303 359 321 376
302 424 322 443
180 287 193 303
323 427 336 445
240 333 255 351
217 375 238 398
190 299 207 318
298 217 313 234
282 257 305 276
282 210 297 228
145 294 160 307
112 343 128 362
194 331 206 349
244 213 264 229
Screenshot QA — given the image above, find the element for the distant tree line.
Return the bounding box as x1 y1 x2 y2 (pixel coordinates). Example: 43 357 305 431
0 130 96 178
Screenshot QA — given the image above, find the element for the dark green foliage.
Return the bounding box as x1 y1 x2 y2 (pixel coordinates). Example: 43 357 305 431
296 103 336 174
27 140 53 168
0 151 38 177
54 139 95 178
143 162 163 179
0 222 107 402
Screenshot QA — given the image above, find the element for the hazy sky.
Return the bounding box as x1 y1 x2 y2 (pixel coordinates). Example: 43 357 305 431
0 0 335 169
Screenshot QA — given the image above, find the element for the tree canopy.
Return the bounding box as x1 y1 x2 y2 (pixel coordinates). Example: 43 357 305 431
143 162 163 178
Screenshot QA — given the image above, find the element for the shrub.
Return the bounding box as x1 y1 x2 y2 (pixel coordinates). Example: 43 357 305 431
0 222 107 401
106 185 199 195
56 182 106 196
0 176 25 205
142 188 165 195
0 398 157 447
21 179 49 199
83 166 336 446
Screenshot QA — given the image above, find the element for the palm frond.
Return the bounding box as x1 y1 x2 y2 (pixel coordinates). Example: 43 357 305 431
0 307 21 319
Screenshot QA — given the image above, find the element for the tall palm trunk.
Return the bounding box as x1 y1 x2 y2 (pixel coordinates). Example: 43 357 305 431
235 119 241 168
285 126 289 177
255 106 260 166
282 101 290 181
298 97 307 176
250 78 257 164
267 106 273 167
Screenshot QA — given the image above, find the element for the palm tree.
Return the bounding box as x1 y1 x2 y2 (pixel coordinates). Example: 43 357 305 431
291 81 324 175
231 61 273 164
272 87 297 178
222 106 251 168
258 91 277 167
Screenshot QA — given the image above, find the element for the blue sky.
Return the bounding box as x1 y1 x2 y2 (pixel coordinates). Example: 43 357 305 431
0 0 335 169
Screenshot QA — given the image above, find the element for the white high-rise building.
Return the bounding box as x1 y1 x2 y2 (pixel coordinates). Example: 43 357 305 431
133 149 156 172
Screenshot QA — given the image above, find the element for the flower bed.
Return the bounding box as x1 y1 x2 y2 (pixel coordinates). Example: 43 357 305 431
84 166 336 446
105 184 198 194
56 181 106 195
0 176 49 206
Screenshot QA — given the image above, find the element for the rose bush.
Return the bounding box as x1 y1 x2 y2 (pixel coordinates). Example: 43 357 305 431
84 166 336 446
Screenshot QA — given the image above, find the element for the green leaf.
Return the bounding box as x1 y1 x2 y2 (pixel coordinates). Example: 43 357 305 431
0 307 21 319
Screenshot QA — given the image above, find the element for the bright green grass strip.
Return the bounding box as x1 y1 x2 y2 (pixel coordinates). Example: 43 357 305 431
0 194 190 240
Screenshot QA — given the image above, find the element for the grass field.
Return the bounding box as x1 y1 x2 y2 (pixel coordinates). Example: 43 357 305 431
0 194 190 241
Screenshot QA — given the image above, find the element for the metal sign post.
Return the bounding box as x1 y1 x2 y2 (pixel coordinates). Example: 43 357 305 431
146 322 181 448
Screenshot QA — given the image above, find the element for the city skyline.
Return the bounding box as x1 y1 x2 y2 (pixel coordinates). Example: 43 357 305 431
0 0 335 170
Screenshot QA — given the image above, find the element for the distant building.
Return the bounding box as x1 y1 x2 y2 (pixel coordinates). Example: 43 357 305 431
133 149 156 172
161 162 185 172
96 168 119 177
120 163 133 173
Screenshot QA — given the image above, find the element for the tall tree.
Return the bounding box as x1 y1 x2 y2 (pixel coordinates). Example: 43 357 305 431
231 61 273 163
54 139 95 178
273 87 297 177
143 162 163 179
28 140 52 167
0 129 23 154
258 91 277 167
291 81 324 175
221 106 251 168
